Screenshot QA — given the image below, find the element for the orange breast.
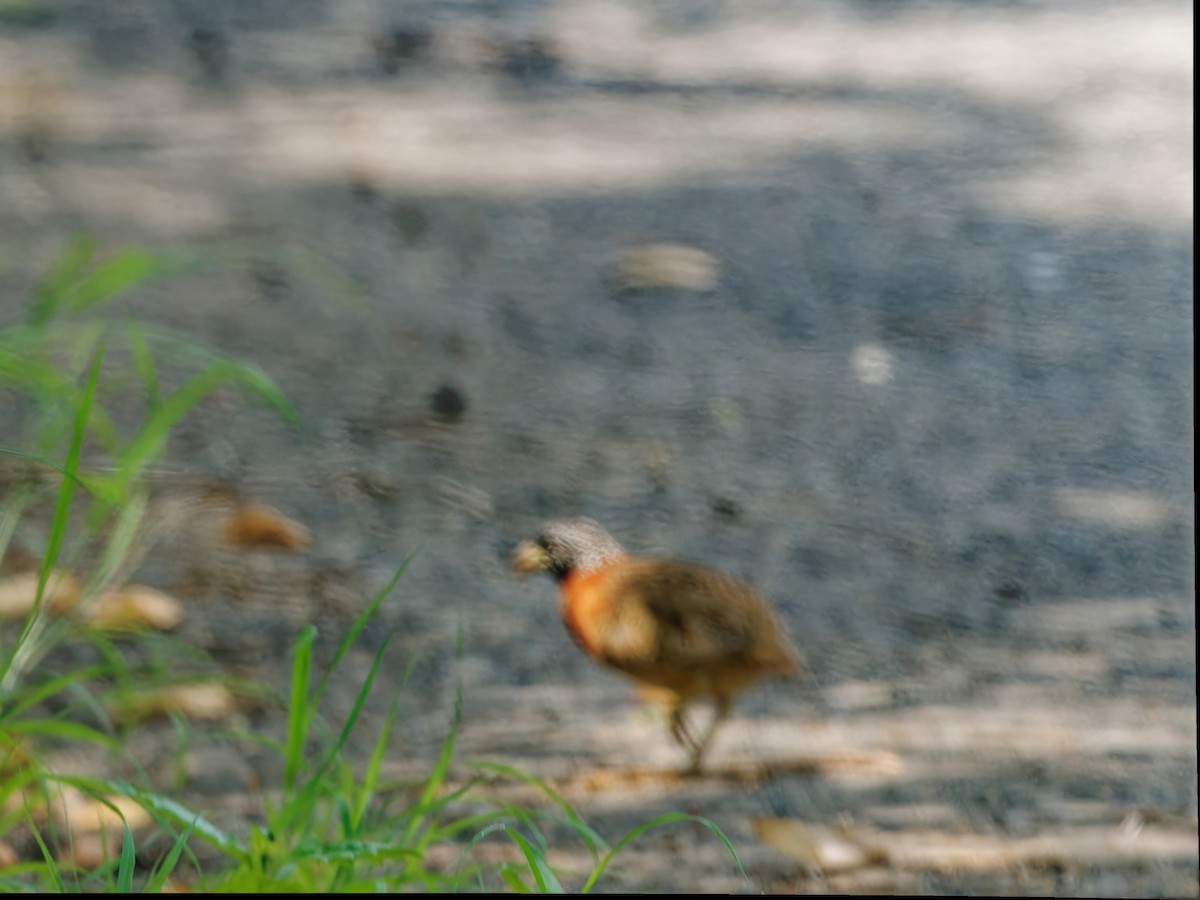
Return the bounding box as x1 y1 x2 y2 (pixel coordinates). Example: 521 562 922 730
558 566 616 660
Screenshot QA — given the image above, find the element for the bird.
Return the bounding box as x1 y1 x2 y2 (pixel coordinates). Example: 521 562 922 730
511 517 800 772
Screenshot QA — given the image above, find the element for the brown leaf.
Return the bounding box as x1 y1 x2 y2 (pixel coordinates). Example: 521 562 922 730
752 817 886 874
84 585 184 631
0 570 80 619
50 789 152 835
108 683 238 724
616 244 719 292
223 504 311 551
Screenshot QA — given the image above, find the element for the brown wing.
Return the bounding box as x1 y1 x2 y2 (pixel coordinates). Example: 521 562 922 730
595 557 797 675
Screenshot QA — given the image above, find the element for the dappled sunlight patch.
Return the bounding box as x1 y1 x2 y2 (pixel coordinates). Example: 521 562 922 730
1050 487 1172 528
865 801 963 830
850 343 895 386
754 813 1199 879
882 696 1193 758
1009 595 1181 637
236 84 967 198
546 749 906 793
824 679 896 712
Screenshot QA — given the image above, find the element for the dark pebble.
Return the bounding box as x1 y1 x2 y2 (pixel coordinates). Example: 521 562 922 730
430 384 467 422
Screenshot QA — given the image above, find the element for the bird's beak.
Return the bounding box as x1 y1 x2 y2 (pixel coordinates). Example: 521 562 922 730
510 540 551 575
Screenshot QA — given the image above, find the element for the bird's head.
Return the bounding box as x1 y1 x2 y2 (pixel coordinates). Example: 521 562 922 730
510 517 625 582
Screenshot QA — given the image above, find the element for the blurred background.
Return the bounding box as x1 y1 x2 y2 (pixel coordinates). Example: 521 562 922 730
0 0 1194 894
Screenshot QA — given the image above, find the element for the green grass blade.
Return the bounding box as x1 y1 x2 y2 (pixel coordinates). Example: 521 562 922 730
122 323 297 424
402 680 462 848
287 625 401 829
464 823 563 894
115 823 135 892
1 663 116 721
225 360 297 426
0 447 112 501
28 231 94 326
0 341 102 695
124 318 160 410
580 813 750 893
39 341 102 587
61 247 157 314
0 486 36 583
474 762 607 859
3 719 119 751
25 817 65 892
350 653 417 833
111 361 237 492
81 482 147 579
290 838 421 864
143 820 196 893
0 863 64 892
498 862 533 894
311 551 415 710
74 778 246 862
0 339 70 397
284 625 317 793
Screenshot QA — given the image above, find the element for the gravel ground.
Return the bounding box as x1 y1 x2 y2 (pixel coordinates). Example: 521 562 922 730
1 0 1195 894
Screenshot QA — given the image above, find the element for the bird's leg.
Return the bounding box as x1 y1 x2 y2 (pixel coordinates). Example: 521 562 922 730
669 702 698 755
685 696 732 774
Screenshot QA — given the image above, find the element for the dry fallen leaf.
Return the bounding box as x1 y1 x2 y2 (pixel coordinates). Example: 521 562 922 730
616 243 719 292
0 840 17 867
223 504 312 551
58 832 124 871
84 585 184 631
752 817 886 874
0 570 81 619
108 683 238 725
50 789 153 835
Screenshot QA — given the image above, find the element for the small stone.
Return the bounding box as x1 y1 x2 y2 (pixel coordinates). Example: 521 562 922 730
711 497 743 521
430 384 468 423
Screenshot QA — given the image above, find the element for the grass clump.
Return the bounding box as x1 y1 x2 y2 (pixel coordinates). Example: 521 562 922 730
0 234 749 892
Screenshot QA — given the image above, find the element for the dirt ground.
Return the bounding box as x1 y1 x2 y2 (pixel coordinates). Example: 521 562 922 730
1 0 1195 894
